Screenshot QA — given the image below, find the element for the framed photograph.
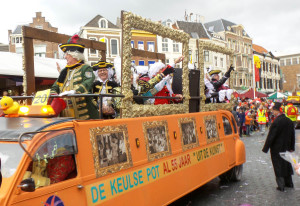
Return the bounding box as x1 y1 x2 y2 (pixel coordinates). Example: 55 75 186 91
90 125 132 177
179 117 199 151
204 115 220 144
143 120 172 161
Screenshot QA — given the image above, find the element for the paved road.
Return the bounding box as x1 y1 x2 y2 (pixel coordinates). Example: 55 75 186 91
170 129 300 206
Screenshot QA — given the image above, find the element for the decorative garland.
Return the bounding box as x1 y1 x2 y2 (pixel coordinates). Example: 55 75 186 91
121 11 190 118
197 40 235 112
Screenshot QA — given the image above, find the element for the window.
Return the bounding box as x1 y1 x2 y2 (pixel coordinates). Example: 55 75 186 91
222 116 233 135
240 79 243 86
89 37 97 55
22 130 78 187
214 56 218 67
110 39 118 55
204 51 209 62
15 37 20 43
11 37 15 44
231 117 237 134
138 41 144 50
147 42 154 52
99 18 107 28
139 60 145 66
148 61 155 65
297 76 300 88
35 25 43 29
286 59 291 65
162 38 168 52
292 58 298 65
34 45 46 57
280 60 285 66
220 58 224 68
131 41 134 48
173 41 179 52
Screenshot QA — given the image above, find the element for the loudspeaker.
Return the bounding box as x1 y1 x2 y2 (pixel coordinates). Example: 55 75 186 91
172 69 200 113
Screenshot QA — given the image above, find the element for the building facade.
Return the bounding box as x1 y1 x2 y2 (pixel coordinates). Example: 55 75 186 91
205 19 253 90
278 53 300 92
156 19 183 67
253 44 281 93
79 15 121 65
8 12 59 58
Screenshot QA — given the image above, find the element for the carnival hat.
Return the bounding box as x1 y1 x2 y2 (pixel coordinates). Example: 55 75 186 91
209 69 222 76
272 102 282 111
92 61 113 71
59 34 85 53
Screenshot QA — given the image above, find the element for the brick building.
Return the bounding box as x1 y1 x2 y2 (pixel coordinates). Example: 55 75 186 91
131 29 159 66
253 44 281 93
205 19 253 90
8 12 59 58
278 53 300 92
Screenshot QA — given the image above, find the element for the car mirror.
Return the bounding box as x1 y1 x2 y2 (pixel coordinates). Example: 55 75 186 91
17 178 35 192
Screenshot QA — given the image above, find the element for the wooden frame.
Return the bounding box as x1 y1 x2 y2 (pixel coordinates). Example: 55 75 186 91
89 125 132 178
197 40 234 112
143 120 172 161
120 11 190 118
22 26 106 96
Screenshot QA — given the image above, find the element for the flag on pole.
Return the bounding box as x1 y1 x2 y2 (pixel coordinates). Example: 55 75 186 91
253 55 261 82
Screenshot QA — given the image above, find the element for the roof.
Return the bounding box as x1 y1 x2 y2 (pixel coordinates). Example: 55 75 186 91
0 51 65 78
253 44 268 54
12 25 27 34
176 21 209 39
84 15 119 29
204 19 250 38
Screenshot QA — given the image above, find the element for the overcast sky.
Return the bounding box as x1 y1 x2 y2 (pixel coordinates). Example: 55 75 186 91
1 0 299 56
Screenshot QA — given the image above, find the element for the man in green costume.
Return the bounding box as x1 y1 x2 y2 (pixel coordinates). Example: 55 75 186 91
50 34 99 119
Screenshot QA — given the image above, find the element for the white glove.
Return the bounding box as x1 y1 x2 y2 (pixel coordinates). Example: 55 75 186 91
219 90 226 102
59 90 76 96
226 89 233 100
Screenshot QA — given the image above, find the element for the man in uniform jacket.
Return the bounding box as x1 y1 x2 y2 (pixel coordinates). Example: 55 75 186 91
92 61 119 118
262 102 295 191
50 35 99 119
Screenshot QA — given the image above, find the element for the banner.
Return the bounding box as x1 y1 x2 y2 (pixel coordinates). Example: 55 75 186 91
254 55 261 82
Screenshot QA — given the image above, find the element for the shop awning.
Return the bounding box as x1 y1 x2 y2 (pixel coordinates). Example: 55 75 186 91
0 51 66 78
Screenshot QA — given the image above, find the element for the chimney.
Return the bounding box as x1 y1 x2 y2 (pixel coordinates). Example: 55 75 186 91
116 17 121 28
36 12 42 18
199 16 205 24
8 30 12 43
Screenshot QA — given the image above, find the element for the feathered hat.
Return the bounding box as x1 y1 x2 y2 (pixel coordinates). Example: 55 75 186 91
59 34 85 53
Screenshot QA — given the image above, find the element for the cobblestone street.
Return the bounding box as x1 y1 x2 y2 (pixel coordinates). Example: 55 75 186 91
171 130 300 206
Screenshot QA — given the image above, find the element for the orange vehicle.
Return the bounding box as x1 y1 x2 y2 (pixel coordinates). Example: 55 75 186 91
0 108 245 206
0 11 245 206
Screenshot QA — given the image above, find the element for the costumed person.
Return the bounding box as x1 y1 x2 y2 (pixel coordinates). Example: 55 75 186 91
50 34 99 119
256 104 268 135
284 103 298 127
140 56 184 105
92 60 119 119
262 102 295 191
205 65 234 103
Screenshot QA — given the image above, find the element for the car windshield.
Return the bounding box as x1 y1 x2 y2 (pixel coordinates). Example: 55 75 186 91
0 143 26 178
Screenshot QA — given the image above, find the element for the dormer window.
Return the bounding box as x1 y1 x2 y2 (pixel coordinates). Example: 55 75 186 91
99 18 108 28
